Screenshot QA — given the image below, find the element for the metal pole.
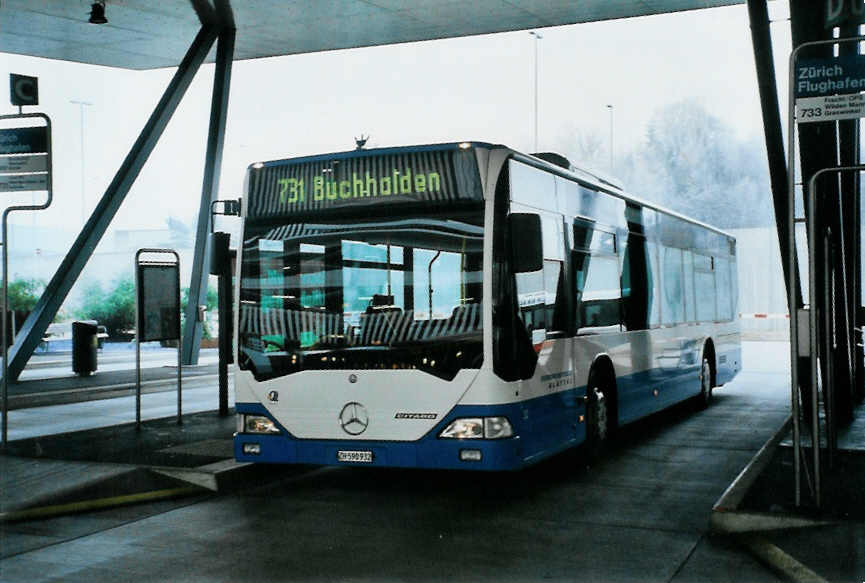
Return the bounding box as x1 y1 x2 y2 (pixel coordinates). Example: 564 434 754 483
1 113 53 448
529 31 542 152
69 100 92 225
787 36 803 508
607 104 614 173
218 268 230 415
176 255 182 425
824 232 834 467
135 249 141 428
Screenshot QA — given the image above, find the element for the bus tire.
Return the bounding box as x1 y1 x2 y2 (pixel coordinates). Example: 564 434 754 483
585 370 612 460
697 356 713 409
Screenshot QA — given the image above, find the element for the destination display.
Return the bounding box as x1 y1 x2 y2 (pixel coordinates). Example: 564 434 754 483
246 147 483 219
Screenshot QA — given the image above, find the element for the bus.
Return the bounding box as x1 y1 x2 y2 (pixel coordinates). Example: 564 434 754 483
233 142 740 470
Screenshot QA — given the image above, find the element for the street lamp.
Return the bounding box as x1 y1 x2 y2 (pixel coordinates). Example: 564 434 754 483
70 100 92 225
606 104 614 173
529 31 543 152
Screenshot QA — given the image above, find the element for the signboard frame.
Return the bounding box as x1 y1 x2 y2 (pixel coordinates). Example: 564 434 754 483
0 112 52 447
134 248 182 427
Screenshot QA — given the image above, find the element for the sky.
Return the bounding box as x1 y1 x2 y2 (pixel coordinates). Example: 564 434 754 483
0 2 793 257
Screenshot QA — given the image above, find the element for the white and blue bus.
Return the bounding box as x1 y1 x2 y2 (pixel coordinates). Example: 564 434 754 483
234 142 740 470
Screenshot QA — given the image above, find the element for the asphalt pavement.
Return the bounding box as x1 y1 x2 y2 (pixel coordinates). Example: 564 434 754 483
0 341 862 582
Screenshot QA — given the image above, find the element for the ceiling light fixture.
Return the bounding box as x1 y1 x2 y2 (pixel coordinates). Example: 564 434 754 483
89 1 108 25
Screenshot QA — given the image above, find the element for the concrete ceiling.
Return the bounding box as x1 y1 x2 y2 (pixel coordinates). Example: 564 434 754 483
1 0 744 70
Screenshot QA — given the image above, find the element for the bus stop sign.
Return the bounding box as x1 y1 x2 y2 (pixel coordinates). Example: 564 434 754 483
9 74 38 107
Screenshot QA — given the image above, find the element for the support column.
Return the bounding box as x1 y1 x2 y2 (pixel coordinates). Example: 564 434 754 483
746 0 803 306
182 26 235 365
835 23 860 421
4 26 219 382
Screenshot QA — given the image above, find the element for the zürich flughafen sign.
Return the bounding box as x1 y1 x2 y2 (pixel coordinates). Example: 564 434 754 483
796 56 865 98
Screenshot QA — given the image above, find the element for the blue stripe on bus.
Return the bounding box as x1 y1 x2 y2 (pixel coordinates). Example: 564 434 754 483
235 353 739 470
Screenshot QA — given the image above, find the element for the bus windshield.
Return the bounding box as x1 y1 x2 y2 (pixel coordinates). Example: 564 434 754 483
237 209 484 381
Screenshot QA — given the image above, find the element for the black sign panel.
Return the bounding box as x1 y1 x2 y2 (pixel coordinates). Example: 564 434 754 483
825 0 865 28
137 264 180 342
247 147 483 219
795 56 865 98
9 74 38 106
0 126 48 155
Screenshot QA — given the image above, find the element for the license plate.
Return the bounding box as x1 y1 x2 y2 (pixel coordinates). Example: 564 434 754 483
337 450 373 463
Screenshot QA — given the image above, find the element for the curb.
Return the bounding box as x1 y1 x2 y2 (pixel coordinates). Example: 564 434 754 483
710 415 833 582
7 373 220 410
0 485 204 523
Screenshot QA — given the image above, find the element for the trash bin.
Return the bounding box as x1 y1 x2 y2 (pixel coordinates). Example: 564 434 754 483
72 320 98 376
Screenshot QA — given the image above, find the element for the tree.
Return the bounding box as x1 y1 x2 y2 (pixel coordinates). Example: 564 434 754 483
555 124 607 171
166 216 193 249
6 277 45 311
181 284 218 339
620 99 774 229
77 278 136 338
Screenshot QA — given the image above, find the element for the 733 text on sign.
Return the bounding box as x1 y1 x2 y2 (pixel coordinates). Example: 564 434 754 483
796 94 865 123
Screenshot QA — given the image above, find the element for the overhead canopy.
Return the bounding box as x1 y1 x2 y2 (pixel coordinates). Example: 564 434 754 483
2 0 743 70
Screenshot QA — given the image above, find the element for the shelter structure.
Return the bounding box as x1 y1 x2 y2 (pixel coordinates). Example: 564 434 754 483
2 0 864 509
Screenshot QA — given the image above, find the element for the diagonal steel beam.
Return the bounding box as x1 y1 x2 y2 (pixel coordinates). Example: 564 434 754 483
5 26 219 382
182 26 235 365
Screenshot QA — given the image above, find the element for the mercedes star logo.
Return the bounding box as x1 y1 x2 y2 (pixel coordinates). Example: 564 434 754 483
339 401 369 435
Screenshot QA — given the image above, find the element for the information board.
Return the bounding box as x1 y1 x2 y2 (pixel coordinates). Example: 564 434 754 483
0 124 49 194
137 263 180 342
0 126 47 155
797 93 865 123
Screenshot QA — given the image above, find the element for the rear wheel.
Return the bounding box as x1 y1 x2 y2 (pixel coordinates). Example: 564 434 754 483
585 374 610 459
697 357 713 409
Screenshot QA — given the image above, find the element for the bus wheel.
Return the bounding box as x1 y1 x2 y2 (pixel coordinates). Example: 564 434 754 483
697 357 713 409
585 379 609 459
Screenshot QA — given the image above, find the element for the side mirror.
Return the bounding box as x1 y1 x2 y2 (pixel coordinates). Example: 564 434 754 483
209 231 231 276
509 213 543 273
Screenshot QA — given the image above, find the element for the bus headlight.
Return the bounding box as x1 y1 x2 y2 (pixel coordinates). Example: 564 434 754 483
483 417 514 439
439 418 483 439
439 417 513 439
242 414 281 434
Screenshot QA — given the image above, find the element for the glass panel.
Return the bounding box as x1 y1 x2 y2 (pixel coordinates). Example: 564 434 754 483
621 233 650 331
683 251 696 322
509 160 557 211
575 253 621 332
715 257 732 321
238 210 484 381
695 254 716 322
647 242 662 327
662 247 684 325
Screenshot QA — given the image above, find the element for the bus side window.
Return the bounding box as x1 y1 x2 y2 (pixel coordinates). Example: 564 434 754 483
647 242 662 327
514 213 567 341
573 220 622 333
715 257 732 321
621 232 650 331
694 253 716 322
683 251 696 322
662 247 684 325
